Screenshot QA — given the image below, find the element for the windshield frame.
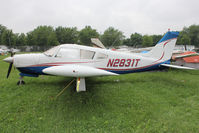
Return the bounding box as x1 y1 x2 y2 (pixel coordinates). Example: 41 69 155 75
43 46 60 57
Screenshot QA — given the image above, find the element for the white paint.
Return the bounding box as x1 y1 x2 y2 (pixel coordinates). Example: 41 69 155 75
43 65 118 77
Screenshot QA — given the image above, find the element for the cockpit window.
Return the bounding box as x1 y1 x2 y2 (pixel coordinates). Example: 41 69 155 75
44 46 59 57
80 49 95 59
45 46 96 60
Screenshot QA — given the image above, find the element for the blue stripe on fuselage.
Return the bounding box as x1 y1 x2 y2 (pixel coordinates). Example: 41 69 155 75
104 60 170 74
17 66 50 75
17 60 170 76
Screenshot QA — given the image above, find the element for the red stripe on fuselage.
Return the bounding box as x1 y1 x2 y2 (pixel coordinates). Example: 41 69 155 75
29 61 100 67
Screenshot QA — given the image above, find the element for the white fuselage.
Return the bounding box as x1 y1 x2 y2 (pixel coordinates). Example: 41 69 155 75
12 44 164 76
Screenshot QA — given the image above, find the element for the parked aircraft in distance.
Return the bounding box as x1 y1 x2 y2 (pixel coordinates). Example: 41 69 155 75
0 49 7 55
3 31 194 92
0 47 20 55
172 51 199 69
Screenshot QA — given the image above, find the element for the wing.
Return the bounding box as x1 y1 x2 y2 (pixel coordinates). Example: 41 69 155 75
42 65 118 77
161 64 195 70
43 65 118 92
91 38 106 49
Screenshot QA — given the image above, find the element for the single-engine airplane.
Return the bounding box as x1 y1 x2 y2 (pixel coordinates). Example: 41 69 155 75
3 31 194 92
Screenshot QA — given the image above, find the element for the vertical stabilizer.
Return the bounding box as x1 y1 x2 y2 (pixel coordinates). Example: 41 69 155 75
144 31 179 61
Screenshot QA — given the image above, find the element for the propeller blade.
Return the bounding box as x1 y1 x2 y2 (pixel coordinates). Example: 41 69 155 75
7 63 13 78
4 50 15 78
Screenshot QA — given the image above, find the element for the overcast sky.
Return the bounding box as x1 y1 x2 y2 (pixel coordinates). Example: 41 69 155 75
1 0 199 37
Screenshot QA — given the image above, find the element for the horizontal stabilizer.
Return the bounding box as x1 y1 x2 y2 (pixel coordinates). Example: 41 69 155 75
174 53 199 59
161 64 195 70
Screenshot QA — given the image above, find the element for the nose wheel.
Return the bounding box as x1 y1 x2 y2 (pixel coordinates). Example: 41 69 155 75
17 76 25 85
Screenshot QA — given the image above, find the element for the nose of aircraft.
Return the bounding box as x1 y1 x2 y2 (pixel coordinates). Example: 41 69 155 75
3 57 14 63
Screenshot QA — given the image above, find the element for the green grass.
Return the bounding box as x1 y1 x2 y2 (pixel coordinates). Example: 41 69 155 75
0 55 199 133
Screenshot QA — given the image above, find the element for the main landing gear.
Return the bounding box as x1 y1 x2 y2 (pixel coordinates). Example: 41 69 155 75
17 76 25 85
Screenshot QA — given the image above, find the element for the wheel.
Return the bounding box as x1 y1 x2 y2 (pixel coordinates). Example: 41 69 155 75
17 80 25 85
21 81 25 85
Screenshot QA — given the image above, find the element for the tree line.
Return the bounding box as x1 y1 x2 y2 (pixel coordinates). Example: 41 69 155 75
0 24 199 49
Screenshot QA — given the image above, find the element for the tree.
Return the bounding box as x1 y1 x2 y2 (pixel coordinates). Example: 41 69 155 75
1 30 16 47
181 34 191 50
142 35 153 47
177 28 187 45
26 26 58 47
101 27 124 47
26 32 36 46
176 30 191 50
178 34 191 45
16 33 27 46
187 25 199 47
0 24 7 44
79 26 99 45
55 26 78 44
123 38 131 46
130 33 142 47
177 25 199 47
152 35 162 45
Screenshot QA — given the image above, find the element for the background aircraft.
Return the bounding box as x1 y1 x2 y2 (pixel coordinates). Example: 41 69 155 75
3 31 194 92
0 47 20 55
0 49 7 55
172 51 199 69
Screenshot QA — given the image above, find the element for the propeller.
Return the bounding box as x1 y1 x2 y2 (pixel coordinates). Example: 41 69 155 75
4 50 15 78
7 62 13 78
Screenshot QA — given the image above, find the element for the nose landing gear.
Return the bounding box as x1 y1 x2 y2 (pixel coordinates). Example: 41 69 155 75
17 76 25 85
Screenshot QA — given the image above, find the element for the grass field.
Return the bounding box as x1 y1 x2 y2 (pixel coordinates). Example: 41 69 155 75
0 55 199 133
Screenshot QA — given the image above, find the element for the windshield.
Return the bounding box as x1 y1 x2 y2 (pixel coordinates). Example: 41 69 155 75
44 46 59 57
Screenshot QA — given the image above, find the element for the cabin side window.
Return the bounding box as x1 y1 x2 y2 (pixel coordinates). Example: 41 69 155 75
96 53 108 59
56 48 80 59
80 49 95 59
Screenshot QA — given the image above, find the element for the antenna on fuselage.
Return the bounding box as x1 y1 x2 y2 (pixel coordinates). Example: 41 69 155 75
109 37 120 48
